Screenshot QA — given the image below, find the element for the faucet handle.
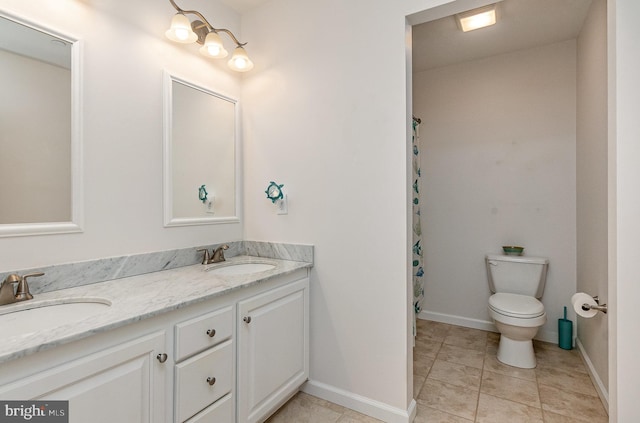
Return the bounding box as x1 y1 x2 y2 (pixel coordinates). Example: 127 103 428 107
15 272 43 301
197 249 211 265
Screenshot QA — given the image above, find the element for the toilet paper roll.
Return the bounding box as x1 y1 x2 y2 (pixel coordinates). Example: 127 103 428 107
572 292 598 318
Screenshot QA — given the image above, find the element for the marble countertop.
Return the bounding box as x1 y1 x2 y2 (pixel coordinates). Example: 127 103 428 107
0 256 312 364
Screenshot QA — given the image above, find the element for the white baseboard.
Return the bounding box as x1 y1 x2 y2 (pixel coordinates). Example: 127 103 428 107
418 310 558 344
301 380 417 423
419 310 496 332
576 338 609 413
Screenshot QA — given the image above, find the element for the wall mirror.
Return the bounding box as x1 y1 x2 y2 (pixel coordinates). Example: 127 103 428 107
163 72 239 226
0 14 83 237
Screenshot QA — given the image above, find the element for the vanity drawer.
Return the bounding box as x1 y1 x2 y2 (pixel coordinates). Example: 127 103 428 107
185 393 234 422
175 339 233 422
175 306 233 361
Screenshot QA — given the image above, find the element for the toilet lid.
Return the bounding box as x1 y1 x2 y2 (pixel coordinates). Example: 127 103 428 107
489 293 545 318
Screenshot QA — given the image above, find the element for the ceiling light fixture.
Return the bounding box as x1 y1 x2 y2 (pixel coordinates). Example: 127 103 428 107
455 4 497 33
165 0 253 72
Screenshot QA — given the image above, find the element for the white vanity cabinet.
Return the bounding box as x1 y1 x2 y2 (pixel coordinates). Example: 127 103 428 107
0 331 166 423
0 266 310 423
237 278 309 423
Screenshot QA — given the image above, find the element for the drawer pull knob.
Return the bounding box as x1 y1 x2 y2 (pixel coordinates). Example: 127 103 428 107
206 329 216 337
206 377 216 386
243 316 251 324
156 353 168 363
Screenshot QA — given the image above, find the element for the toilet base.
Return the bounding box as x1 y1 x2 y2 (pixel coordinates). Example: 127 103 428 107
496 335 537 369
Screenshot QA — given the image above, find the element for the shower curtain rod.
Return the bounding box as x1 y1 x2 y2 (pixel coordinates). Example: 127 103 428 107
413 116 421 124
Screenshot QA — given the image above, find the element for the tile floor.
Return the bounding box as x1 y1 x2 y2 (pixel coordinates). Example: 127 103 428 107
267 319 609 423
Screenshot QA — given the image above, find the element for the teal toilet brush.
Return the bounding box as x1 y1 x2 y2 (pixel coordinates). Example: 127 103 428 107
558 306 573 350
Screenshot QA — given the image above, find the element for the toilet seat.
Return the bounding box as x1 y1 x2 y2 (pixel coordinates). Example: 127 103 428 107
489 293 546 328
489 293 544 318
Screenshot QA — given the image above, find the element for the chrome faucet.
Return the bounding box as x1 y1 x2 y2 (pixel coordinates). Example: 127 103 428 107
0 272 44 306
197 244 229 265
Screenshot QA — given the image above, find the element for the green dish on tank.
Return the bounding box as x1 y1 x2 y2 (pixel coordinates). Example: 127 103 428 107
502 246 524 255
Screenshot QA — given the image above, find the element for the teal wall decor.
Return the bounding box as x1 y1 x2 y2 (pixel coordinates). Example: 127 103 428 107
265 181 284 203
198 185 208 203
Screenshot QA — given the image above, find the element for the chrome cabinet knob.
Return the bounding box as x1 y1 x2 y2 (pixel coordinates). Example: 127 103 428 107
206 377 216 386
243 316 251 324
156 353 168 363
206 329 216 337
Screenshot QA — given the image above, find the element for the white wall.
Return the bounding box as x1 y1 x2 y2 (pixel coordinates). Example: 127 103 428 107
239 0 453 418
414 40 577 342
576 0 608 402
610 1 640 420
0 0 243 270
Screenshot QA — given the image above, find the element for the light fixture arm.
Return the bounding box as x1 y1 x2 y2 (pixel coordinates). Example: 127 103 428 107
169 0 246 47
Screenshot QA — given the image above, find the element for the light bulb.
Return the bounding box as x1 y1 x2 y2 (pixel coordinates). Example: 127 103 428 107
166 13 197 44
227 46 254 72
199 32 228 59
175 28 189 41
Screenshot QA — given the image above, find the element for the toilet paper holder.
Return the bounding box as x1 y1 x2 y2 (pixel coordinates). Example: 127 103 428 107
582 296 608 314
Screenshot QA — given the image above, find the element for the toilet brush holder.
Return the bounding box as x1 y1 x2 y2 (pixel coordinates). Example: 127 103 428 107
558 306 573 350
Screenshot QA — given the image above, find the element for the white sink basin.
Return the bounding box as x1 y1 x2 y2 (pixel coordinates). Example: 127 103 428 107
206 262 276 276
0 298 111 338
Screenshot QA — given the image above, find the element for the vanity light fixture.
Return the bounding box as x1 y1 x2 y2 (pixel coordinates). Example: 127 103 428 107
455 4 497 32
165 0 254 72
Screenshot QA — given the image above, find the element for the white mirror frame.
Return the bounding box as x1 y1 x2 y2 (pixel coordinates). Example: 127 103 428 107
163 71 240 227
0 13 84 238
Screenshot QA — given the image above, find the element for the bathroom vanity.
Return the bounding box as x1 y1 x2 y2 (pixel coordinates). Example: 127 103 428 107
0 255 310 423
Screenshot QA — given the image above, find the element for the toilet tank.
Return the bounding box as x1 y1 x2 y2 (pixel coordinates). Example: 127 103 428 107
485 255 549 298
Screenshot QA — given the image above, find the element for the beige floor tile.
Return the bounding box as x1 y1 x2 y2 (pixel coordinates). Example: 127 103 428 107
414 374 427 398
428 359 482 391
417 320 452 342
533 339 561 351
414 404 473 422
542 409 600 423
535 348 588 374
485 340 499 355
337 409 384 422
487 331 500 342
475 393 543 423
480 370 540 407
483 354 537 382
436 343 485 369
414 351 435 376
297 392 349 414
447 326 489 340
539 385 608 422
444 328 487 352
415 337 443 357
443 335 487 352
265 392 343 423
417 379 479 421
536 366 599 397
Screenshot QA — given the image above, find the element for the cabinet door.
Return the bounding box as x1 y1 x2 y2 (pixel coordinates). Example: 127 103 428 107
237 278 309 423
0 331 166 423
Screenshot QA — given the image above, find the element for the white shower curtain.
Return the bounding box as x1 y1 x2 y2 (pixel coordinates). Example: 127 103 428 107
412 117 424 337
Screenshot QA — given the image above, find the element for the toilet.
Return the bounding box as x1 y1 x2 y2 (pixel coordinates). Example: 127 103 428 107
485 254 549 368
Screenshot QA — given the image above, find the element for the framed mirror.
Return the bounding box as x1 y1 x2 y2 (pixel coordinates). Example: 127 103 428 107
0 13 83 237
163 72 239 226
